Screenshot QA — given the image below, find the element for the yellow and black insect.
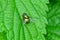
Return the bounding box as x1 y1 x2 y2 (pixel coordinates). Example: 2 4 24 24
22 13 30 24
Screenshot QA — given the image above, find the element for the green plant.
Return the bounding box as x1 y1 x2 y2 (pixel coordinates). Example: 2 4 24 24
0 0 60 40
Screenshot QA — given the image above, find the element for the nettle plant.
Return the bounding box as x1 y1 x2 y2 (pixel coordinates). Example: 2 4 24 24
0 0 60 40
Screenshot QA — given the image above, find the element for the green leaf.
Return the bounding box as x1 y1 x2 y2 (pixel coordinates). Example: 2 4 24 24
46 3 60 40
0 0 49 40
0 31 7 40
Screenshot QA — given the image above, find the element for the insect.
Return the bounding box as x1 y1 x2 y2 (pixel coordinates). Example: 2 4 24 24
22 13 30 24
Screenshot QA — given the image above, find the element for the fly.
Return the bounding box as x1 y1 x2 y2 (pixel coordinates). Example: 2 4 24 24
22 13 30 24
